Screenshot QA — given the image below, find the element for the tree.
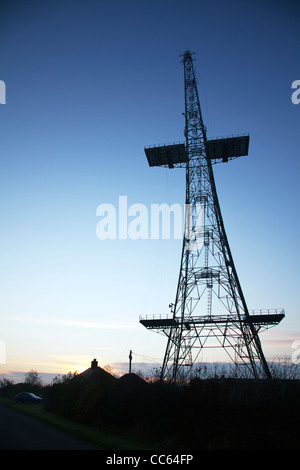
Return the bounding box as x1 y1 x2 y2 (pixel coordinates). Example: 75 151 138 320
24 370 42 387
51 371 78 385
0 377 14 388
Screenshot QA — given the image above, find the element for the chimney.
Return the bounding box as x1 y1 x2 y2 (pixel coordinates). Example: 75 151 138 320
91 358 98 369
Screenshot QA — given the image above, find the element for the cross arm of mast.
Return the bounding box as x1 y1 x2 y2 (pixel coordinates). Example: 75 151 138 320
144 142 188 168
139 309 285 330
206 134 249 164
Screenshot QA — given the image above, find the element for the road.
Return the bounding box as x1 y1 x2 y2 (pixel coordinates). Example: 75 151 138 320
0 402 101 450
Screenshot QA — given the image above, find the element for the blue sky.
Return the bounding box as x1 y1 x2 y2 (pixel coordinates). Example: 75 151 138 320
0 0 299 381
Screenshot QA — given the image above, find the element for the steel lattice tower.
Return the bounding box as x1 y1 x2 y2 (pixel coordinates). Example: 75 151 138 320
140 51 284 381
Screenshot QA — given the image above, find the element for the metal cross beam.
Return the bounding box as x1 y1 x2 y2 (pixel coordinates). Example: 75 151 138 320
144 134 249 168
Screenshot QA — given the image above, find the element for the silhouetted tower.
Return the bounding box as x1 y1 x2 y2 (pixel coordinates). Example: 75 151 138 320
140 51 284 382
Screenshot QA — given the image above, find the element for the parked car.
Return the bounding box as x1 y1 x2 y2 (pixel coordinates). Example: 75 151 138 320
15 392 42 404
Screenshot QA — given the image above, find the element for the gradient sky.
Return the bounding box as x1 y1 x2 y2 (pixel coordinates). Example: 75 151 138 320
0 0 299 381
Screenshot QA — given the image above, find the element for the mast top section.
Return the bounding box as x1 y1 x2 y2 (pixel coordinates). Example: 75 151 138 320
180 50 196 62
144 51 249 168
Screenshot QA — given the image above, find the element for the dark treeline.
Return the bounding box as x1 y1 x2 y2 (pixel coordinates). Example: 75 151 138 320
1 371 300 450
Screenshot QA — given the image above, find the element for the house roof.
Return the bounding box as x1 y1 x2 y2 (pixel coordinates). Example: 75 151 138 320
79 359 117 385
117 373 148 391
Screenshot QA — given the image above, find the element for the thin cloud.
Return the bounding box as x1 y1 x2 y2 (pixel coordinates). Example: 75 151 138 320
1 315 139 330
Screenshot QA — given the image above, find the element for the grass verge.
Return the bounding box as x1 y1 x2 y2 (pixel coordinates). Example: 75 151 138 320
1 398 153 450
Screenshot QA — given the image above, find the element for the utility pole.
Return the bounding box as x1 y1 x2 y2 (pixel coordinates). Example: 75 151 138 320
129 350 132 374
